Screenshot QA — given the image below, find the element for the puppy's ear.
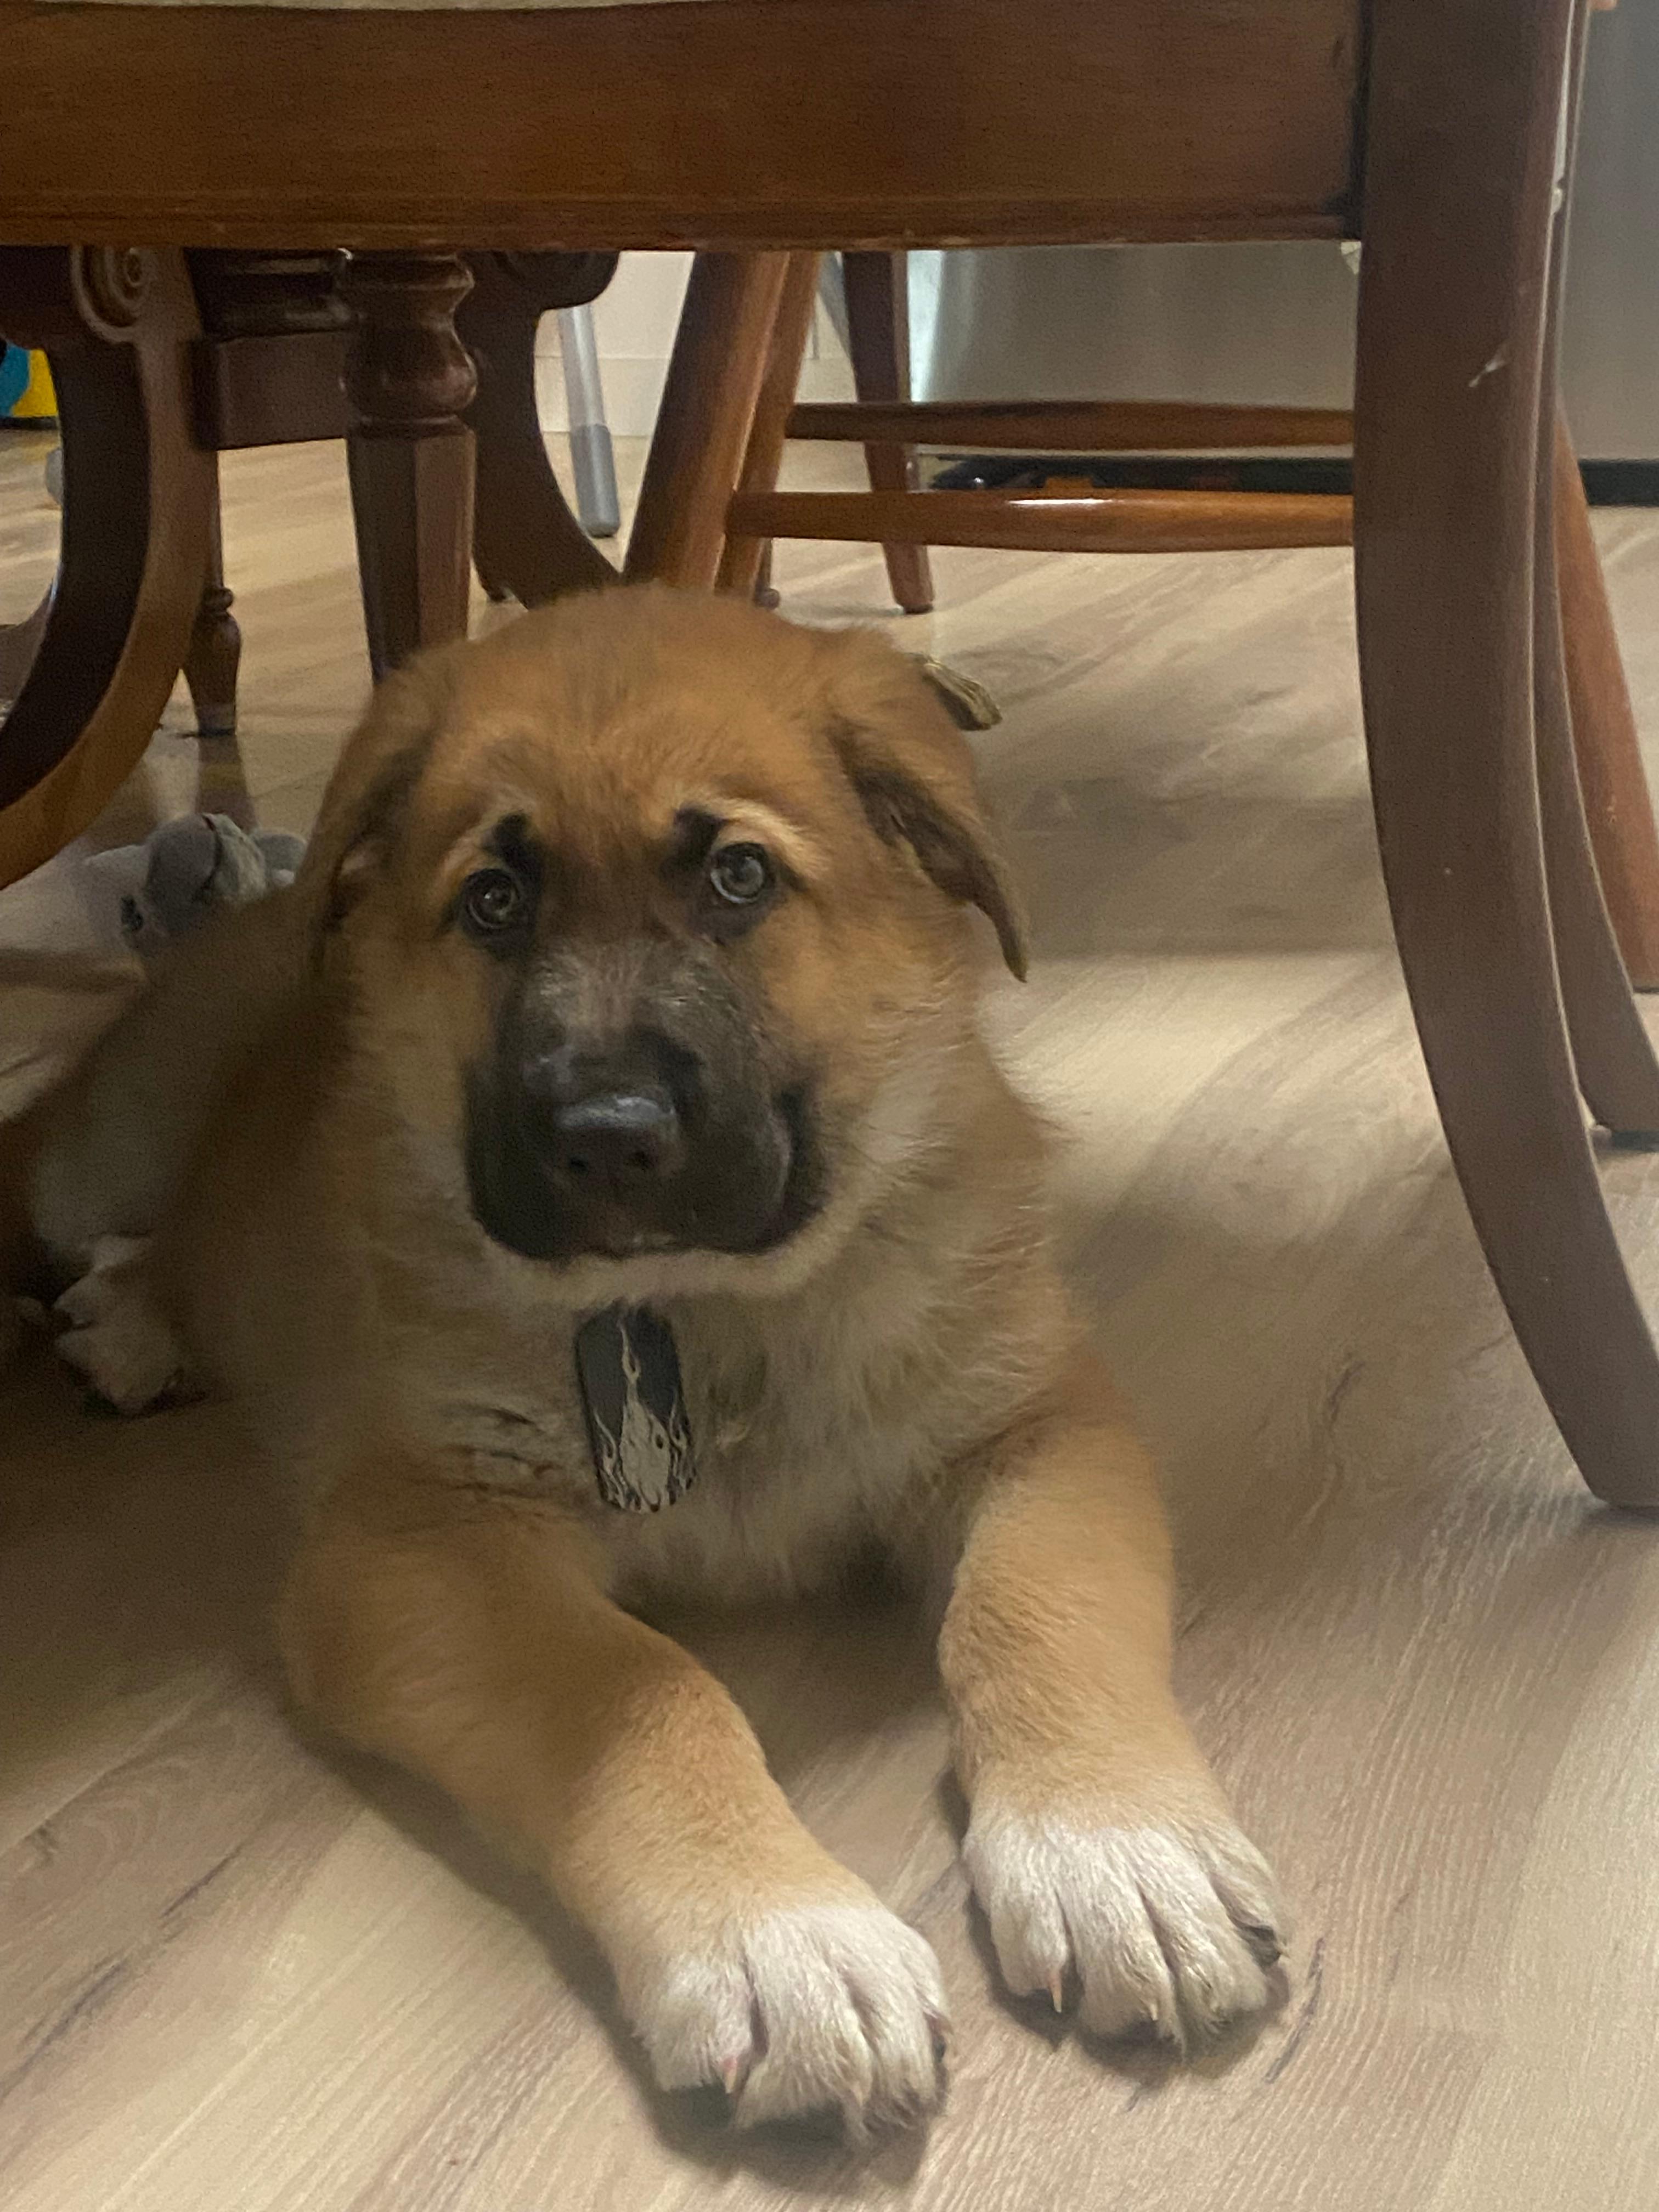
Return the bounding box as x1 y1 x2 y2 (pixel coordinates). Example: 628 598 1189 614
294 655 448 957
818 630 1027 979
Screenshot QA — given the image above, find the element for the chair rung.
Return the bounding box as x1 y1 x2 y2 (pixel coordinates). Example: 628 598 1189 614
785 399 1354 452
727 487 1355 554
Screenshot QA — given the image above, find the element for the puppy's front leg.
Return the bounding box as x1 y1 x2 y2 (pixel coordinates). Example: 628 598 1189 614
938 1359 1284 2044
281 1463 945 2130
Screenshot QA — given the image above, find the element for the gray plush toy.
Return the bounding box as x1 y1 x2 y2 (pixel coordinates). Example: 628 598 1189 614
84 813 307 958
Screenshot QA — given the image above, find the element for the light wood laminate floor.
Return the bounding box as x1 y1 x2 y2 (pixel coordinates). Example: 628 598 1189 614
5 427 1659 2210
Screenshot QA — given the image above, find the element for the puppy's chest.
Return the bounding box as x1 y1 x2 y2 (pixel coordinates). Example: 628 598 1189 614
426 1300 956 1603
611 1323 949 1602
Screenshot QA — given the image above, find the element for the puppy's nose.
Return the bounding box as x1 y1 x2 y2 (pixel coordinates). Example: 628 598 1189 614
545 1086 686 1198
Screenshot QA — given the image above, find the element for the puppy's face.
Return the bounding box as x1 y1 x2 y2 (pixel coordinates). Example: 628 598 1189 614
298 588 1023 1295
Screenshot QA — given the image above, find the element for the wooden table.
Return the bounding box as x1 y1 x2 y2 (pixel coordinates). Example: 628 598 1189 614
0 0 1360 873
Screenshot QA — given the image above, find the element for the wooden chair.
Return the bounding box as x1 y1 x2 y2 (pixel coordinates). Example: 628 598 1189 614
0 249 616 884
0 247 215 890
701 245 1659 1000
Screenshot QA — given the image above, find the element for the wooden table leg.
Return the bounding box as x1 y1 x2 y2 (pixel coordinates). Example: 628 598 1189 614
842 252 934 615
1355 0 1659 1507
0 246 212 891
624 252 788 590
341 252 478 678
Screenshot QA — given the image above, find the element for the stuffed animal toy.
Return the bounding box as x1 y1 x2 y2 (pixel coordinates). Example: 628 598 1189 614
83 814 306 958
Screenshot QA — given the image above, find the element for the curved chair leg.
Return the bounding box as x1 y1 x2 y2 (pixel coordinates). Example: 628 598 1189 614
842 252 935 615
1528 9 1659 1139
1555 416 1659 991
183 486 242 740
459 252 617 608
717 252 822 600
0 592 52 706
0 247 213 891
1535 413 1659 1136
1354 0 1659 1506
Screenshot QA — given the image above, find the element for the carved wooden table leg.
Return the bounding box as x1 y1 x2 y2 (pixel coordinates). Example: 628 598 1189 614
183 489 241 738
0 246 213 890
340 253 478 678
459 251 617 608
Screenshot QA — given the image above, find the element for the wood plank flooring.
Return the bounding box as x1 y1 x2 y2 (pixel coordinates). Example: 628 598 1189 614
5 425 1659 2210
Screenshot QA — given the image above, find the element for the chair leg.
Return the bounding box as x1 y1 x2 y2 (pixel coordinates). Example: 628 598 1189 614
716 252 821 601
1536 404 1659 1137
341 253 478 679
1528 15 1659 1139
624 253 788 590
557 304 622 541
1555 413 1659 990
0 593 50 706
841 253 934 616
753 544 780 611
459 252 615 609
0 246 214 891
1354 0 1659 1507
1534 420 1659 1136
183 484 241 740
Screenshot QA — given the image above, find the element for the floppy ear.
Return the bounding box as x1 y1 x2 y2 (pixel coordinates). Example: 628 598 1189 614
818 630 1028 980
292 655 448 958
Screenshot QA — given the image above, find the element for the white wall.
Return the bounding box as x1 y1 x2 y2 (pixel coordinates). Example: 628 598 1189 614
535 251 854 438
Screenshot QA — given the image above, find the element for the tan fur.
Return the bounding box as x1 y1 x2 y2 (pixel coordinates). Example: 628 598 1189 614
4 586 1282 2129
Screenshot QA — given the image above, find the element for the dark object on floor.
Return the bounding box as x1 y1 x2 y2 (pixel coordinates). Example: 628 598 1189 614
930 453 1658 507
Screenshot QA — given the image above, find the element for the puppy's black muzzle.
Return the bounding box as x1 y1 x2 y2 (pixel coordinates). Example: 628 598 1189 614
466 970 822 1264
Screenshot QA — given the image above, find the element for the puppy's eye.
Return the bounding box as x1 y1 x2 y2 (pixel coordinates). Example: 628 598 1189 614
459 867 527 939
708 843 772 906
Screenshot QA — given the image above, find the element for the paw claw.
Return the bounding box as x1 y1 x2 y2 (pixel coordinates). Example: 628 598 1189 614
1240 1921 1284 1970
628 1895 945 2134
966 1799 1283 2049
717 2052 751 2099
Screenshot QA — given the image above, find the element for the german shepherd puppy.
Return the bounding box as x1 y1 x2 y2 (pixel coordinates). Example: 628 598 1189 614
2 588 1282 2131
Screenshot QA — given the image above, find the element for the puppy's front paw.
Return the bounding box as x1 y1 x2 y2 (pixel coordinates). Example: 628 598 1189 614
53 1237 190 1414
619 1894 947 2134
964 1792 1285 2045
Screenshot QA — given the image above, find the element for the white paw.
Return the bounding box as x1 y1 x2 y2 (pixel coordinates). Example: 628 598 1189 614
964 1799 1285 2044
54 1239 188 1414
619 1896 947 2132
